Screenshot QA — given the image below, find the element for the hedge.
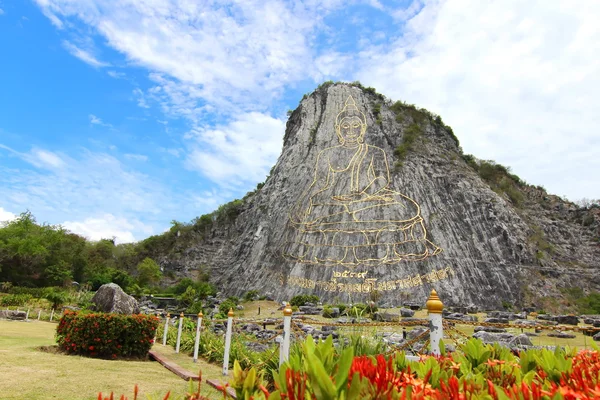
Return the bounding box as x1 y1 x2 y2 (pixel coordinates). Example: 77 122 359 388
56 310 159 359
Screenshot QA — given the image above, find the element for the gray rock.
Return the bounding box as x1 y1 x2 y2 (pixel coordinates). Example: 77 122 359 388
484 318 509 324
474 326 506 333
91 283 140 314
472 331 516 344
593 332 600 341
446 313 477 322
384 333 405 345
551 315 580 325
400 308 415 317
373 311 401 322
323 307 340 318
509 334 534 346
0 310 27 320
298 306 322 315
407 327 429 341
547 331 576 339
512 320 538 326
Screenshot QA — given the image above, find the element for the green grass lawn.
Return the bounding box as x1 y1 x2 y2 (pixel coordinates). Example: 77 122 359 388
0 320 223 399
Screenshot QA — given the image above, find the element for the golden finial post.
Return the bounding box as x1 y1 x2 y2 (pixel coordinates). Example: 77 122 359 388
228 308 234 318
281 302 293 365
162 312 171 346
426 289 444 356
426 289 444 314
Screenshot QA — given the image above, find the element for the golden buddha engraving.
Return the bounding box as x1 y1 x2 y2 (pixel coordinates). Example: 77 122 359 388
284 95 441 267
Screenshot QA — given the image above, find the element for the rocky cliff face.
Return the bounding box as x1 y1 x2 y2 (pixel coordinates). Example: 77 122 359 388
159 83 600 310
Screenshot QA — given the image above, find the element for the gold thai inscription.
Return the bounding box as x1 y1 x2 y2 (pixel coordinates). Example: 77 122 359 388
288 266 454 293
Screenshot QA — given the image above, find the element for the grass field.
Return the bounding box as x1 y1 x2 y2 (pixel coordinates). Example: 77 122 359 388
0 320 224 400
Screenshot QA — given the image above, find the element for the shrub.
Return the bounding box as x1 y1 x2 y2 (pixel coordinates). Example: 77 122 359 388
243 290 259 302
0 293 32 306
56 310 158 358
290 294 320 307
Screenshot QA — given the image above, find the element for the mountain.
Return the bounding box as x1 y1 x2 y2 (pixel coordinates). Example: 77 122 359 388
157 82 600 310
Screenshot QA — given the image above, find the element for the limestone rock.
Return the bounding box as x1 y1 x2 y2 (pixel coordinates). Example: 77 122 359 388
400 308 415 317
153 82 600 309
547 331 576 339
298 305 322 315
407 327 429 341
0 310 27 320
551 315 579 325
474 326 506 333
91 283 140 314
373 311 401 322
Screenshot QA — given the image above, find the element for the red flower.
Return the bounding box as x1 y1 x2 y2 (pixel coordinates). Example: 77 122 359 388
89 346 95 351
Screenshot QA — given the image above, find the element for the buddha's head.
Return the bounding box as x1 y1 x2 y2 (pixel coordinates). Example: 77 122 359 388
335 95 367 145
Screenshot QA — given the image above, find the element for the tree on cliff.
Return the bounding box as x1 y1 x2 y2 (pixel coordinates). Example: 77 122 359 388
136 257 162 287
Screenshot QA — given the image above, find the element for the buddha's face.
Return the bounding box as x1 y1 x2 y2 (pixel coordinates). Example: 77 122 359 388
338 116 365 144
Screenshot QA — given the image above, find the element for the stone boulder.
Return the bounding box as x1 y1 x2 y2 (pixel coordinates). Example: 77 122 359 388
91 283 140 314
474 326 506 333
510 334 534 346
407 327 429 341
484 317 508 324
472 331 533 347
400 308 415 317
298 305 322 315
0 310 27 320
593 332 600 342
323 307 340 318
446 313 478 322
551 315 580 326
547 331 576 339
373 311 401 322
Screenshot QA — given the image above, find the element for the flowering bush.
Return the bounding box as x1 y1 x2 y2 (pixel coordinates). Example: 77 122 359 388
229 336 600 399
56 310 159 358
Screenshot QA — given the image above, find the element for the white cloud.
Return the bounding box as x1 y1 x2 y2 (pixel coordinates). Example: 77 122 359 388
0 144 66 169
0 207 15 223
107 70 125 79
33 0 349 111
0 8 4 16
89 114 102 124
62 40 109 68
185 112 285 186
63 214 154 244
124 153 148 162
89 114 113 128
352 0 600 200
133 88 150 109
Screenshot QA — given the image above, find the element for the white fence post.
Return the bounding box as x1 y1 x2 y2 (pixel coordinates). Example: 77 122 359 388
193 311 203 363
222 308 234 376
281 304 292 365
50 309 54 322
176 312 184 353
154 313 159 343
426 289 444 356
37 310 41 321
162 313 171 346
276 336 284 366
26 308 30 321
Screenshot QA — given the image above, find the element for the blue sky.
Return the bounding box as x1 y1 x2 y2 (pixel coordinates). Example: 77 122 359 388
1 0 599 243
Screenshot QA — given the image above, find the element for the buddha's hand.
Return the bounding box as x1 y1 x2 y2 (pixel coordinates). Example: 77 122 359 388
333 193 365 202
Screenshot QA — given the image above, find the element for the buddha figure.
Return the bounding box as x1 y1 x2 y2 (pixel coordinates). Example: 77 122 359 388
285 95 441 266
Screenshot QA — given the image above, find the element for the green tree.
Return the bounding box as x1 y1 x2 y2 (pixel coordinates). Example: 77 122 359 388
136 257 162 287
